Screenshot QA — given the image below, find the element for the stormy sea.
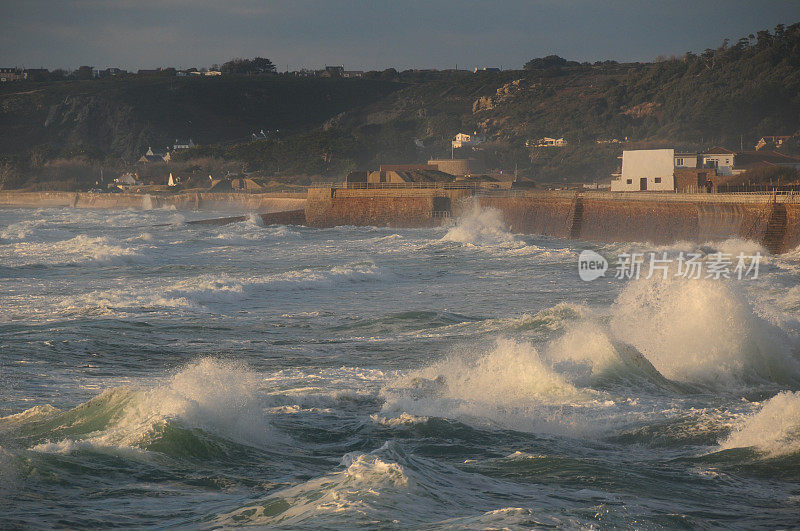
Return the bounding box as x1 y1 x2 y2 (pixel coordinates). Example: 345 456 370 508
1 204 799 528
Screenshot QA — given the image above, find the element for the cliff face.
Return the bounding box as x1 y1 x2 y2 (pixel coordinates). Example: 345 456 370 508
43 95 147 158
0 76 403 159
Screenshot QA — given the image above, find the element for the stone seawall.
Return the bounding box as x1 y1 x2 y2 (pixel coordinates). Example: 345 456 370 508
305 187 472 227
0 191 306 213
307 188 799 253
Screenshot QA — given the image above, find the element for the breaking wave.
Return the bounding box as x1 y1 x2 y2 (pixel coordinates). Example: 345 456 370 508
0 359 276 458
214 441 552 528
610 276 800 388
441 203 519 247
719 391 800 457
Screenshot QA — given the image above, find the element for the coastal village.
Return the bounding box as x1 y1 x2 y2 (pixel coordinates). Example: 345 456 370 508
108 129 800 196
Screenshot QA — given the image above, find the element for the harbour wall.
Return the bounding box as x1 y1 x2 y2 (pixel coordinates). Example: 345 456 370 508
305 187 473 227
0 191 306 213
307 188 799 253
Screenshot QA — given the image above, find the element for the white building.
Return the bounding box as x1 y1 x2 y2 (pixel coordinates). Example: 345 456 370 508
610 149 676 191
700 147 735 176
673 152 698 168
452 132 486 149
528 137 568 147
173 138 194 150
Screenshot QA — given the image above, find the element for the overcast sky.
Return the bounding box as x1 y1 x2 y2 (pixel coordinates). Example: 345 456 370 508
1 0 798 71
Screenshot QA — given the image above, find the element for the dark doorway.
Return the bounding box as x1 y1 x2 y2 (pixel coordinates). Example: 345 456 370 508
640 178 647 191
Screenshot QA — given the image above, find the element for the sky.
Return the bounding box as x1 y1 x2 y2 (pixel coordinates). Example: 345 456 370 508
1 0 798 72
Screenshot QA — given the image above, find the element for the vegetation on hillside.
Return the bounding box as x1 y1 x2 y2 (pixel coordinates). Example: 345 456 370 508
0 23 798 189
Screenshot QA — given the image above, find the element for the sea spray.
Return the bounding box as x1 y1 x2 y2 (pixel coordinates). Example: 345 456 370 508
610 276 800 387
720 391 800 456
441 201 519 247
11 359 277 454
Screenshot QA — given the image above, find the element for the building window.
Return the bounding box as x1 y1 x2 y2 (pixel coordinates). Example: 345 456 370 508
676 158 683 166
655 177 662 183
626 179 632 184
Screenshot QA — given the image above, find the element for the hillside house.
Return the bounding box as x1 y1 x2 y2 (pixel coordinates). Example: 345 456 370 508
755 136 791 150
0 68 26 82
452 132 486 149
528 137 567 147
138 147 171 163
173 138 194 150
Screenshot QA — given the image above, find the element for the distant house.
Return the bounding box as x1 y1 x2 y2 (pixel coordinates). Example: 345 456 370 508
474 67 501 73
0 68 26 82
755 135 792 150
452 132 486 149
528 137 567 148
99 67 126 77
342 70 364 78
24 68 49 81
138 146 171 163
172 138 194 150
167 173 180 187
113 172 142 188
701 147 736 176
204 70 222 76
321 65 344 78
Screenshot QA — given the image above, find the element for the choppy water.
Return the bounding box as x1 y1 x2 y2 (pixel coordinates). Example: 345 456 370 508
1 204 800 528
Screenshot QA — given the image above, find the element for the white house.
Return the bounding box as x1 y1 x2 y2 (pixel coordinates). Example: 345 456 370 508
452 132 486 149
610 149 676 191
173 138 194 150
528 137 568 147
701 147 736 176
673 152 698 168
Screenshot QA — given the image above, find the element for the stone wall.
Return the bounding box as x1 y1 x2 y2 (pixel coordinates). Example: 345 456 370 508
305 187 471 227
0 191 306 213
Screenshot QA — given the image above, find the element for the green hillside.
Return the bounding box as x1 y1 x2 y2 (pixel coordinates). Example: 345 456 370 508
1 22 798 188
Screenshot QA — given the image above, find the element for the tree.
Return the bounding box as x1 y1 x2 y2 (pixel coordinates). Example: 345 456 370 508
524 55 568 70
74 65 95 80
220 57 276 75
251 57 276 74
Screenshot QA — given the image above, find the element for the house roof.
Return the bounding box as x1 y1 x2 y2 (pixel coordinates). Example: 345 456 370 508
735 150 800 170
703 146 736 154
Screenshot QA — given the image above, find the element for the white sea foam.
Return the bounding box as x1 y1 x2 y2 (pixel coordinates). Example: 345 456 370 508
441 203 519 247
381 338 622 435
0 234 141 266
28 358 277 454
720 391 800 456
610 276 800 387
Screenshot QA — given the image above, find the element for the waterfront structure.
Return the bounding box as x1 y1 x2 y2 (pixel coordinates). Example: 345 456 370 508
427 158 484 176
610 149 677 191
611 147 800 192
